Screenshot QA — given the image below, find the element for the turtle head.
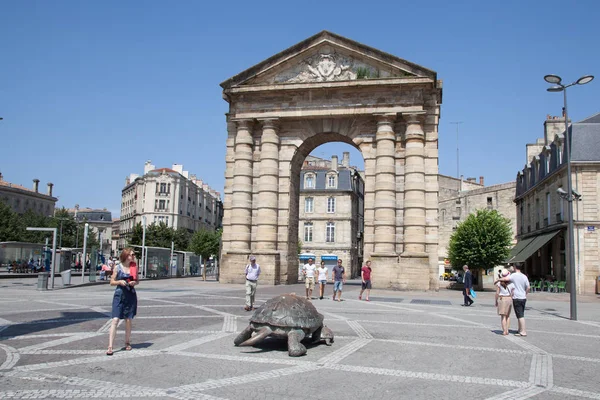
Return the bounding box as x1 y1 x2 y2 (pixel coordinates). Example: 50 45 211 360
321 326 334 345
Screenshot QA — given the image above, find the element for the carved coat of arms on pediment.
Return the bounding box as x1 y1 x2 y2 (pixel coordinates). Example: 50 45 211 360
275 49 358 83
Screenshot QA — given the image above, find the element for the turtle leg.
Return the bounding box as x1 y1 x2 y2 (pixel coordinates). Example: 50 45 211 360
321 326 334 345
234 325 254 346
311 326 323 343
238 326 272 347
288 329 307 357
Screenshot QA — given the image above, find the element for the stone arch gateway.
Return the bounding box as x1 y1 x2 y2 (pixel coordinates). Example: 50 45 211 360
219 31 443 290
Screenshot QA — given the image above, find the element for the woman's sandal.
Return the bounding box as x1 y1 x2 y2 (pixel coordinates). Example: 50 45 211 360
106 347 113 356
125 343 132 351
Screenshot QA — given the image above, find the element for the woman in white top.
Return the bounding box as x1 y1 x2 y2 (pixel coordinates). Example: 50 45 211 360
495 269 515 335
317 261 329 300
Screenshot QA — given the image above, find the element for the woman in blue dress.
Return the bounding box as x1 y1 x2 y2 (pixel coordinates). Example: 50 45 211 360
106 248 138 355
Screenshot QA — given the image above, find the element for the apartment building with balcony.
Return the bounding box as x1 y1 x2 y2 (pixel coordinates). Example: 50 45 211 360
511 112 600 294
119 161 223 250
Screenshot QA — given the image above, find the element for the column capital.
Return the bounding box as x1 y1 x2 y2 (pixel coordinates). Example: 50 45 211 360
258 118 280 130
402 112 425 124
232 118 254 130
374 113 397 125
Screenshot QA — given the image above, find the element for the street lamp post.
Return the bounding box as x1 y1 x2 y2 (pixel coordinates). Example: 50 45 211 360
544 74 594 321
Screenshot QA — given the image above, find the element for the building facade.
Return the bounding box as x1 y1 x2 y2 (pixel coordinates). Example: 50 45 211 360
0 173 57 216
119 161 223 250
298 153 364 277
512 112 600 294
438 175 517 275
66 206 113 257
219 31 442 289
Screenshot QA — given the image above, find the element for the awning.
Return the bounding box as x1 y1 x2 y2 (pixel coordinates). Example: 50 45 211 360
506 236 536 261
321 255 338 261
508 230 561 263
299 253 316 261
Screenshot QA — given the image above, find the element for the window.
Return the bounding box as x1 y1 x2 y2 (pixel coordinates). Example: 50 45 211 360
559 191 564 222
160 183 167 193
546 192 551 220
326 222 335 242
327 197 336 213
305 174 315 189
327 174 337 188
304 222 313 242
159 200 166 210
487 197 493 210
305 197 314 213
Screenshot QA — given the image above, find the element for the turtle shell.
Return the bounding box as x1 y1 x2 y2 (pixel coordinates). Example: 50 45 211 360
250 293 324 329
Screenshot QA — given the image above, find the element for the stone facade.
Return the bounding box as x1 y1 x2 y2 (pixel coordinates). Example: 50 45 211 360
119 161 223 250
219 31 442 290
66 207 113 257
298 153 364 278
0 173 57 216
438 175 517 273
514 112 600 295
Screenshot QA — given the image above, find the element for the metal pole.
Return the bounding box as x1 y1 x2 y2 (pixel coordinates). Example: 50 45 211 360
170 241 174 277
450 121 463 179
563 88 577 321
50 229 57 289
82 223 89 284
141 216 147 278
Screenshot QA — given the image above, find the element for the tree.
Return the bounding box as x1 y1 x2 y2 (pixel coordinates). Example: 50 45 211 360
447 209 513 271
190 229 221 261
0 200 21 241
128 222 191 251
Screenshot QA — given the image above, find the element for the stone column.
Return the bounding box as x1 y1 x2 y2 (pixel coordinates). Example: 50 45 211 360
256 119 280 250
373 114 397 254
230 119 254 251
403 114 427 255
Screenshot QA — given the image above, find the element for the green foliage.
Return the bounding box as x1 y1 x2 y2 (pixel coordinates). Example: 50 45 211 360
190 229 221 261
297 239 303 255
129 222 191 251
447 209 513 270
0 200 22 241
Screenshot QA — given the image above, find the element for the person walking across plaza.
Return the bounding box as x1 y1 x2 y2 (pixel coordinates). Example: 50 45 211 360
106 248 139 356
359 260 372 301
496 263 530 336
316 260 328 300
332 259 346 302
495 269 515 335
462 265 474 306
244 256 260 311
302 258 317 300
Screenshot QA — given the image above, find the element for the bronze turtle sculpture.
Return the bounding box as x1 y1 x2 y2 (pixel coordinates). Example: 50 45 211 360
234 293 334 356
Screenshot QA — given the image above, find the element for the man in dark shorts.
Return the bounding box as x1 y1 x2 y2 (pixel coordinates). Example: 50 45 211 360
359 260 372 301
332 259 345 302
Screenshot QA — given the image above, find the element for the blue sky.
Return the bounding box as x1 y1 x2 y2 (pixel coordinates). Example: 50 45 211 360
1 0 598 217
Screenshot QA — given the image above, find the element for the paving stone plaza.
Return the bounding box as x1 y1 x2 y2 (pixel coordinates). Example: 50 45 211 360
1 277 599 399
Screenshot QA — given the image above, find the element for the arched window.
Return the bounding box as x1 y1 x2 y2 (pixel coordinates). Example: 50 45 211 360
304 222 313 242
304 197 314 213
326 222 335 242
327 197 336 213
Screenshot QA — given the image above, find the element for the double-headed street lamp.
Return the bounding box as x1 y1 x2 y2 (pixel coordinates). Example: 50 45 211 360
544 74 594 321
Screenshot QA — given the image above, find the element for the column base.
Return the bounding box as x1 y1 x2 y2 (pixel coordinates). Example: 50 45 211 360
371 253 431 290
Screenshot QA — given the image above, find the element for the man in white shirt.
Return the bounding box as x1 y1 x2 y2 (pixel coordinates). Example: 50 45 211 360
302 258 317 300
496 263 530 336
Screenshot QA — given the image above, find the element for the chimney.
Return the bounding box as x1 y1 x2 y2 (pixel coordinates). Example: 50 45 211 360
331 155 338 171
479 176 484 186
126 177 130 185
33 179 40 193
47 183 54 197
0 172 3 181
342 152 350 167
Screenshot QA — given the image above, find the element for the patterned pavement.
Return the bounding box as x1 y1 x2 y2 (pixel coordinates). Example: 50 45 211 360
0 277 599 399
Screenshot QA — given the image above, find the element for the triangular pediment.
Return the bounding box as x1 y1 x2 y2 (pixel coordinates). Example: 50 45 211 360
221 31 436 89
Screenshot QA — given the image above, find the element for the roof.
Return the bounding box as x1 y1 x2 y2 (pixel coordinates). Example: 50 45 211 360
570 113 600 162
0 180 56 199
221 30 437 89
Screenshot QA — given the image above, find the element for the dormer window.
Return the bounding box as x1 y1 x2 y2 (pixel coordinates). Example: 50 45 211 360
327 173 337 189
305 173 315 189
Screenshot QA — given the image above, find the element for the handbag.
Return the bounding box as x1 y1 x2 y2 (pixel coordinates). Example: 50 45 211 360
470 288 477 298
